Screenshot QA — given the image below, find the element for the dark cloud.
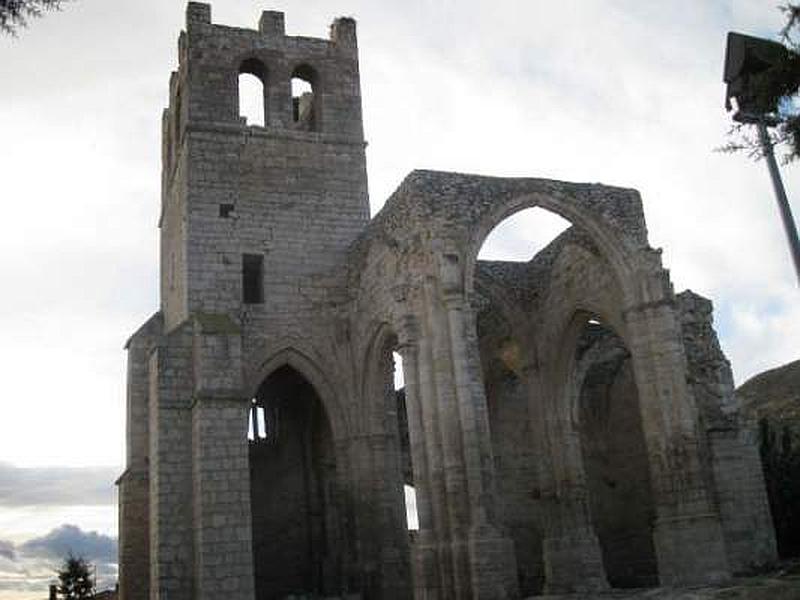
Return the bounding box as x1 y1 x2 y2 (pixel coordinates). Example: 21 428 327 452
0 463 117 507
19 525 117 564
0 539 15 560
0 526 118 595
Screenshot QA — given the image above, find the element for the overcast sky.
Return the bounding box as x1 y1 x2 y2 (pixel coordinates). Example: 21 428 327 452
1 0 798 597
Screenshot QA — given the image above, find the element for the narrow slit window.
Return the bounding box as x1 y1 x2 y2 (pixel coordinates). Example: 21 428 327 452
242 253 264 304
404 484 419 531
248 400 256 441
248 399 269 442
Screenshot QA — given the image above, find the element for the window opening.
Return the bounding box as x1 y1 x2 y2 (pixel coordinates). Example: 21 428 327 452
392 349 418 531
404 484 419 531
249 398 279 444
242 253 264 304
238 58 267 127
248 399 262 441
239 73 265 126
219 203 235 218
393 351 404 392
291 65 316 129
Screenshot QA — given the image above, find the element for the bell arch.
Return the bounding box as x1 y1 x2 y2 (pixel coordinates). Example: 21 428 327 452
291 63 321 130
237 56 268 126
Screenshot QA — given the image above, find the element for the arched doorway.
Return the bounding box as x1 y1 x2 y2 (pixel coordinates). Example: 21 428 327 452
471 203 659 592
248 365 342 599
573 315 658 588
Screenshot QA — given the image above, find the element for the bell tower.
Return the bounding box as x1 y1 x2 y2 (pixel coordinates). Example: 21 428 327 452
160 2 369 331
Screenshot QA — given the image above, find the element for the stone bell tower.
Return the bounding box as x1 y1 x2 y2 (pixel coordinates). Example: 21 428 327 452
160 1 369 331
118 5 372 600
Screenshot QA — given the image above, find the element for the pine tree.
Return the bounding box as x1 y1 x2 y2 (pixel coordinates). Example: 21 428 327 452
55 554 94 600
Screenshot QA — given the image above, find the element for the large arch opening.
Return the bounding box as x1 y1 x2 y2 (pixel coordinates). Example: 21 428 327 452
472 207 572 596
248 364 341 599
572 314 658 588
471 202 656 593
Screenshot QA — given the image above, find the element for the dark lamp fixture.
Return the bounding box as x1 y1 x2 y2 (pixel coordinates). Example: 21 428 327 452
724 32 789 123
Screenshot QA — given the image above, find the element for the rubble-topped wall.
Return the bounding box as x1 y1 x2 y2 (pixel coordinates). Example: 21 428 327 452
677 290 777 573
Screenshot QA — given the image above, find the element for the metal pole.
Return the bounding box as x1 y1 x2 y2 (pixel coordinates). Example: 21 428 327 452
756 120 800 286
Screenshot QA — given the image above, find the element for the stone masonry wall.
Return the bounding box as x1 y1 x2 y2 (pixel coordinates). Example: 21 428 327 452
677 290 777 572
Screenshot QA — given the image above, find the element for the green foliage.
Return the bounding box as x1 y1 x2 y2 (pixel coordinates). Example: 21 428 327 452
55 554 94 600
759 417 800 557
0 0 65 36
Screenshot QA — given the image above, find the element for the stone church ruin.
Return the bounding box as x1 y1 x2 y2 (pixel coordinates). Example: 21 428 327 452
117 4 778 599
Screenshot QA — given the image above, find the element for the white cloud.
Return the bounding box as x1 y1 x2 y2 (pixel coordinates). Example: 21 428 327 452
0 507 116 548
0 464 117 508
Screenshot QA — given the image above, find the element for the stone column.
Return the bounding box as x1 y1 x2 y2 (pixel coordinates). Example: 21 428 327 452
442 294 518 599
369 340 413 600
624 301 729 585
414 317 456 597
400 250 518 599
397 332 441 599
425 288 472 599
532 367 607 593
